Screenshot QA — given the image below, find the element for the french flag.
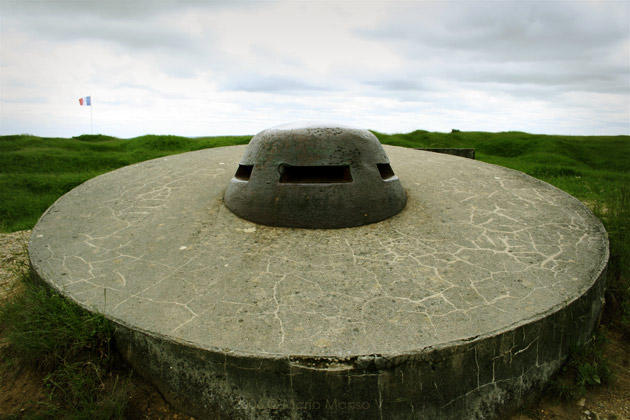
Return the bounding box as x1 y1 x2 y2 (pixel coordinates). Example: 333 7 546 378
79 96 91 106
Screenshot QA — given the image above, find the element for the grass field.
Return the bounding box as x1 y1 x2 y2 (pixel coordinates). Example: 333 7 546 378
377 130 630 202
1 131 628 232
0 134 252 232
0 130 629 416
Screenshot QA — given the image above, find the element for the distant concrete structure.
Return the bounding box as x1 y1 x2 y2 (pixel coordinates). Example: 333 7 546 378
416 148 476 159
30 122 607 420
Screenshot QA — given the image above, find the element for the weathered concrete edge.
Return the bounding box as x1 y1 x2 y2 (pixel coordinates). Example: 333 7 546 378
26 230 608 420
107 263 606 420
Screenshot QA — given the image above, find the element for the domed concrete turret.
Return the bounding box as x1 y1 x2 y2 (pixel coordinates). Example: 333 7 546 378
224 122 407 228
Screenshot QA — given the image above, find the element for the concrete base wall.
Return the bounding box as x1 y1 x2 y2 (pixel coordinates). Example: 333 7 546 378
114 266 605 420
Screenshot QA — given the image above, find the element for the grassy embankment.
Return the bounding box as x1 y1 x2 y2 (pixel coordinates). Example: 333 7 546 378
0 134 252 232
0 131 628 416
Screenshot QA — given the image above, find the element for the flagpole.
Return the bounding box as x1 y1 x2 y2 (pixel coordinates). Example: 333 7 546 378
79 96 93 134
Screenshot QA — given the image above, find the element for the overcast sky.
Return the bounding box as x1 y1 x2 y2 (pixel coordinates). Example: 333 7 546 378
1 0 629 138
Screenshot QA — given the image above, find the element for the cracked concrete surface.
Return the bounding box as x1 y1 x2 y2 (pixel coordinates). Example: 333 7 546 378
29 145 608 420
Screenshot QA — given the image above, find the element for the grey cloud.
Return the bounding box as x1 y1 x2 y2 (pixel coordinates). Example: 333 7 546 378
225 74 331 93
4 1 269 82
469 70 627 96
5 0 246 20
438 3 624 61
11 12 200 52
358 2 627 63
4 1 232 80
362 79 427 91
451 58 628 95
354 2 628 101
3 1 247 55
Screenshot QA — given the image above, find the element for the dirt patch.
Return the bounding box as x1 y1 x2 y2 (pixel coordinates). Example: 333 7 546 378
125 375 195 420
0 230 30 301
0 361 47 417
1 230 628 420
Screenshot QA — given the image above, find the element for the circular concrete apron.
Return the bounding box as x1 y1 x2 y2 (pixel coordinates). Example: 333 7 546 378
29 145 608 420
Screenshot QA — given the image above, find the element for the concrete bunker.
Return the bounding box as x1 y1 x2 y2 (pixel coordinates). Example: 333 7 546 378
29 122 608 420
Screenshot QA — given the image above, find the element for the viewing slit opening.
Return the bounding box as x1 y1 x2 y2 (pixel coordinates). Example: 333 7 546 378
234 165 253 181
377 163 396 180
279 165 353 184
